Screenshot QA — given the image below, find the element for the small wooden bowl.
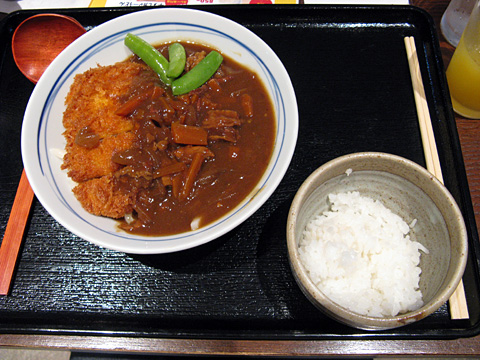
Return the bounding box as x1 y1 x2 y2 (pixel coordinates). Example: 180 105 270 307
12 14 85 83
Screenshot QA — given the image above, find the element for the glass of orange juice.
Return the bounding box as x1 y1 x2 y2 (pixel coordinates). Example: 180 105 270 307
446 0 480 119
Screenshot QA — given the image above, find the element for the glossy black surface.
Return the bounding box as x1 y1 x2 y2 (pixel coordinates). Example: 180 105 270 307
0 5 479 340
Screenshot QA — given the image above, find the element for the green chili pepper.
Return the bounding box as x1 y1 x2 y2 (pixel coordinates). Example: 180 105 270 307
124 33 172 86
167 42 186 78
172 51 223 96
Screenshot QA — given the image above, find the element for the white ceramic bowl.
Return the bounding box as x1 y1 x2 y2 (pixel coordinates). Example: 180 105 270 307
21 8 298 254
287 152 468 330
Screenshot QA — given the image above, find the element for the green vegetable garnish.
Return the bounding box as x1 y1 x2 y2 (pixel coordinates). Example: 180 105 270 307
167 42 187 78
124 33 172 86
124 34 223 95
172 51 223 96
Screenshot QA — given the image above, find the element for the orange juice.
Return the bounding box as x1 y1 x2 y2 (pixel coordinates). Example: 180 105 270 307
446 5 480 119
446 36 480 119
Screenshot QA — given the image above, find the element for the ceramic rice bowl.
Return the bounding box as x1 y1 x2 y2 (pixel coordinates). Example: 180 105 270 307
286 152 468 330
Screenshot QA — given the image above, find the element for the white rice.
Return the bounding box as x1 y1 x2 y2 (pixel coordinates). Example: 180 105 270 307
299 191 429 318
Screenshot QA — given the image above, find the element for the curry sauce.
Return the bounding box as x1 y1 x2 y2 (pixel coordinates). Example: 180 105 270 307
62 42 275 236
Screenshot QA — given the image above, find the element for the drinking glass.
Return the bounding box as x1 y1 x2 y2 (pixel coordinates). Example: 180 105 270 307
446 0 480 119
441 0 476 47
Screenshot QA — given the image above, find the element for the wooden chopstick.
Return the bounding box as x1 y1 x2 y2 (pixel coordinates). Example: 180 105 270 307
0 170 35 295
404 36 469 320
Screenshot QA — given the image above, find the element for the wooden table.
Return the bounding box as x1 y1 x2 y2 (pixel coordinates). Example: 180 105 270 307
2 0 480 356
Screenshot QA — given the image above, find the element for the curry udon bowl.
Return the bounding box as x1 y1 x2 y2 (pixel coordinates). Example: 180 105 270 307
286 152 468 330
21 8 298 254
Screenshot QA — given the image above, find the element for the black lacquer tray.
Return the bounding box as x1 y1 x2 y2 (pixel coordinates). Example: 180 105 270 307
0 5 479 340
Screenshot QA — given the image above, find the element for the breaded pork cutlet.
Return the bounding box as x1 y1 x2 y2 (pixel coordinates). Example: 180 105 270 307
62 61 157 182
72 175 137 219
61 61 159 218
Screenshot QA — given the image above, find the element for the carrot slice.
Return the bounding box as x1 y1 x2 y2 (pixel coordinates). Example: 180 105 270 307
171 173 183 199
115 88 155 116
179 152 204 201
153 162 186 178
171 122 208 145
241 93 254 117
207 78 222 92
161 176 172 187
173 145 214 162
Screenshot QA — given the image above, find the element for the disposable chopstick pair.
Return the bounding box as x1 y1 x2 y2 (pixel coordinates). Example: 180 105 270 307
0 170 34 295
404 36 469 320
